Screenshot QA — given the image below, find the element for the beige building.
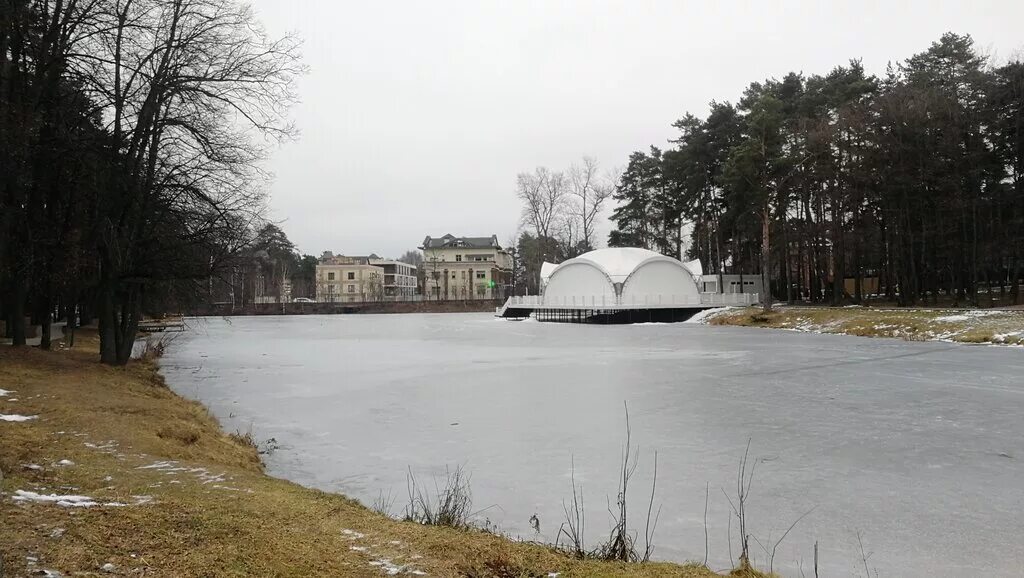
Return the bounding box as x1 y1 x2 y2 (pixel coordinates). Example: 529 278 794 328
420 234 512 300
316 255 385 303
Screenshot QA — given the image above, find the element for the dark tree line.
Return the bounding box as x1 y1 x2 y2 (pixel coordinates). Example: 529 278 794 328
609 33 1024 307
1 0 302 362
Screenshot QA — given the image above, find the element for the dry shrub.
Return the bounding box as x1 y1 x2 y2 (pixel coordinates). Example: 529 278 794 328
157 423 202 445
462 555 548 578
230 429 259 450
749 312 779 324
403 465 473 529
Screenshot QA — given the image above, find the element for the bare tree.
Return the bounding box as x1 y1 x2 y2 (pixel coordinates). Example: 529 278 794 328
517 167 566 243
75 0 303 363
567 157 614 253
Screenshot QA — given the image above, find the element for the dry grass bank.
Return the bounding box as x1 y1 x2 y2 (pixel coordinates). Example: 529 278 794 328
0 334 770 578
707 306 1024 345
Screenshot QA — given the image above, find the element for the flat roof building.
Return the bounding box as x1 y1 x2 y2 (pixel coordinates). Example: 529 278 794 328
316 255 385 303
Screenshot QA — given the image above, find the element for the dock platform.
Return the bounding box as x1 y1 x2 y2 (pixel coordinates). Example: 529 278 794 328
495 293 759 323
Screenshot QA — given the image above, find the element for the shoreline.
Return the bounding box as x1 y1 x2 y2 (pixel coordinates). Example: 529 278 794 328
704 306 1024 346
0 333 769 577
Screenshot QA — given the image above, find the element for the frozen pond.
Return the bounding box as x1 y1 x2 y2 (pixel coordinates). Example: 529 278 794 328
159 313 1024 577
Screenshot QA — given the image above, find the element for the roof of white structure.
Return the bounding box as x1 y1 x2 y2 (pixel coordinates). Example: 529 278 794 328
562 248 700 283
575 248 660 282
540 261 558 284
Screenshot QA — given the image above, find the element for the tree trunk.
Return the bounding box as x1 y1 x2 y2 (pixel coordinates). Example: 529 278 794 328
114 289 142 365
761 204 772 312
39 306 51 350
9 279 27 346
98 272 118 364
65 302 76 348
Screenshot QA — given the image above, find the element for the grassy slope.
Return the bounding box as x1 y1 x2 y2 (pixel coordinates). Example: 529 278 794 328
0 334 764 578
708 306 1024 345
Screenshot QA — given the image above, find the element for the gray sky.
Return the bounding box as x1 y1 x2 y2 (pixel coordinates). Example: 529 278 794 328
252 0 1023 258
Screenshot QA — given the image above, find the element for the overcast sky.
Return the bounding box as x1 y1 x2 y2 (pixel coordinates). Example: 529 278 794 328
251 0 1023 258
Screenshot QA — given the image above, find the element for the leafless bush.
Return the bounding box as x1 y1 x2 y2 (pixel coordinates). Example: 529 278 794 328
752 506 816 573
856 531 877 577
230 426 277 456
138 333 178 360
230 429 258 450
556 456 587 558
371 489 396 517
557 403 660 563
594 403 660 562
723 439 757 570
403 466 473 529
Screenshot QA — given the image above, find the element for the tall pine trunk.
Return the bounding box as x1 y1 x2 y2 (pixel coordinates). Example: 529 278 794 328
761 203 772 312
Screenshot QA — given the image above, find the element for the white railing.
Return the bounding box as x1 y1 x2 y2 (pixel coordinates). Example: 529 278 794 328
500 292 759 310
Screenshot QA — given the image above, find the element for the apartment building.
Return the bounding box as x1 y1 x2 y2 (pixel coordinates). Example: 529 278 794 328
315 255 385 303
369 258 418 298
420 234 512 300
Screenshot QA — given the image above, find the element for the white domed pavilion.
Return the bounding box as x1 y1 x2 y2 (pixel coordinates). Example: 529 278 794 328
497 247 755 323
541 247 703 307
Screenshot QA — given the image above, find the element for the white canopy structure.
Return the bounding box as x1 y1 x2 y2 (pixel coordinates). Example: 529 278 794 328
542 248 702 306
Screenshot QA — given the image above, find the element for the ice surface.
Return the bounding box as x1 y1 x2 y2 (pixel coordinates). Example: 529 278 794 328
160 314 1024 578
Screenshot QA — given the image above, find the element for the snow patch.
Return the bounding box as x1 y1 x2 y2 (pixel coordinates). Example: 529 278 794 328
11 490 152 508
55 459 75 466
0 414 37 422
0 388 13 396
342 529 366 539
686 306 731 324
369 558 427 575
12 490 114 508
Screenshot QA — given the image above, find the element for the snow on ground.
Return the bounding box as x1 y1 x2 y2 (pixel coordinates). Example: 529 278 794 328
0 388 14 396
342 529 427 576
10 490 153 508
1 414 37 422
137 460 235 488
685 306 731 324
934 310 1004 322
12 490 122 508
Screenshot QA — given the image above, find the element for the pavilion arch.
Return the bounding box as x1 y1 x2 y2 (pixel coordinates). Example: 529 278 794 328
620 256 701 305
542 259 617 306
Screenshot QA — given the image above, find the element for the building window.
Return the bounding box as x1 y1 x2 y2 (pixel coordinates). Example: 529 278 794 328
348 284 355 293
328 272 335 281
476 271 486 279
451 273 456 279
455 255 462 262
347 272 355 280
